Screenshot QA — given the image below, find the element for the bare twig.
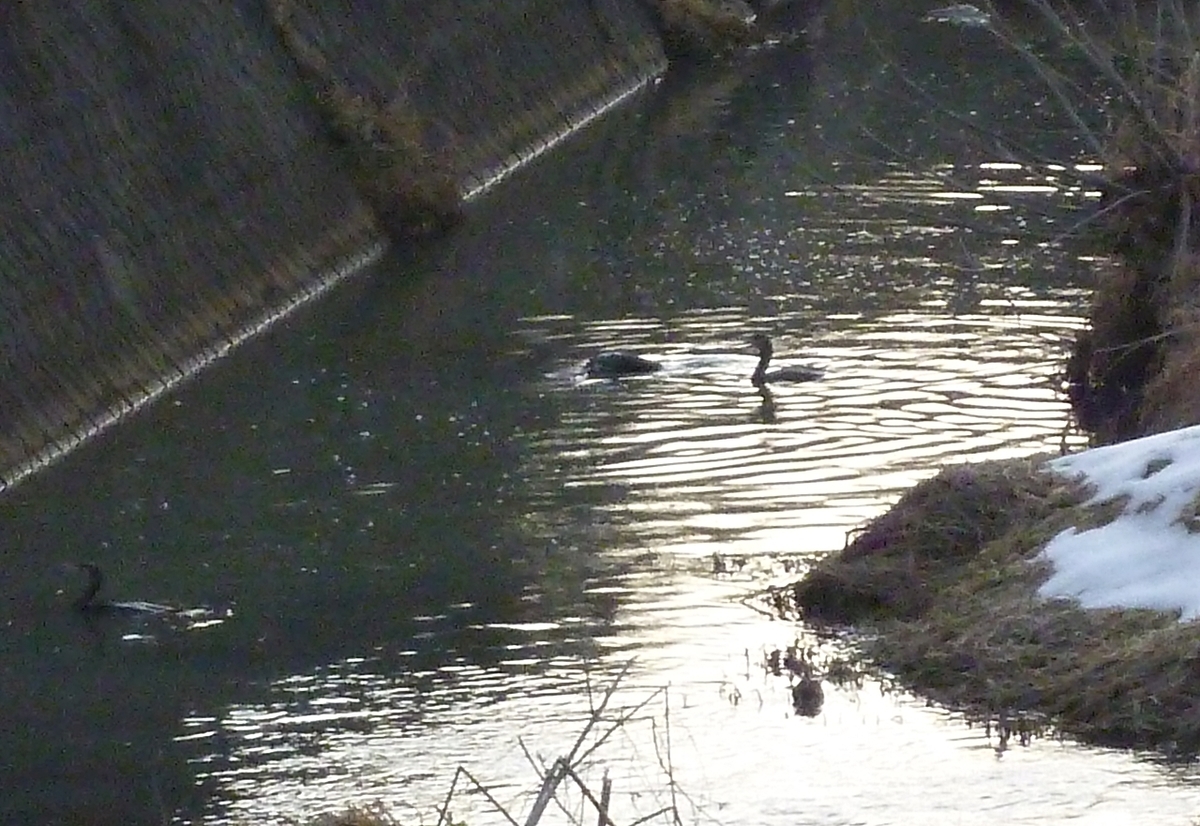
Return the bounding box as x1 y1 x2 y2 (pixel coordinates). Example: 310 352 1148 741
561 764 616 826
525 757 570 826
597 773 613 826
988 24 1108 159
440 663 701 826
1013 0 1177 168
434 767 463 826
664 690 680 826
436 766 521 826
628 808 677 826
574 686 668 768
565 659 637 767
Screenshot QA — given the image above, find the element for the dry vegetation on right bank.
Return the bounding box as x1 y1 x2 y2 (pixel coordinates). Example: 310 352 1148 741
1005 0 1200 443
789 457 1200 756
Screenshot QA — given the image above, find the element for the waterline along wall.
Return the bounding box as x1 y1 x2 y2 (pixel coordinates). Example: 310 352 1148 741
0 0 667 491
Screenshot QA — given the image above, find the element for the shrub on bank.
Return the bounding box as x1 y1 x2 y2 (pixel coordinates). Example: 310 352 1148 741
783 1 1200 756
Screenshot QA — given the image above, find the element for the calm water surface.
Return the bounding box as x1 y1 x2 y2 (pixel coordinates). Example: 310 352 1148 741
5 4 1200 825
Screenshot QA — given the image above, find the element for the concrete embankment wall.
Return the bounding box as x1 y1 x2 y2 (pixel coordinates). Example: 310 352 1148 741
0 0 666 490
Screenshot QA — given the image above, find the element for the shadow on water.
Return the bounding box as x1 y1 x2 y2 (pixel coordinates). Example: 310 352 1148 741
6 2 1200 824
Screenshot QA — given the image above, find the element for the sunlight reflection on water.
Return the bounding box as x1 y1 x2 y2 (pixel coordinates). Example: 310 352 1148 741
192 282 1200 826
157 55 1200 826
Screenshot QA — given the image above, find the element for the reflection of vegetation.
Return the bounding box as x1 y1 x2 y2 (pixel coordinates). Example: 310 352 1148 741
784 456 1200 755
763 640 831 716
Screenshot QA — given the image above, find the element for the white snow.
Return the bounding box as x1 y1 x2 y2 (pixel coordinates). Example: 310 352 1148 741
1038 423 1200 620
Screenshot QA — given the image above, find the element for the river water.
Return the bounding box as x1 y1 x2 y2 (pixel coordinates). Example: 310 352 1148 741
5 4 1200 825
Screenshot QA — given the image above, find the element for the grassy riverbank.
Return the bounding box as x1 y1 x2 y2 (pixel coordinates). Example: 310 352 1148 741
788 455 1200 756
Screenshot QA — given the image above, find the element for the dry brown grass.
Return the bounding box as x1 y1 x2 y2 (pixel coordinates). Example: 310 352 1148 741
266 0 462 239
1083 193 1200 443
320 86 462 237
788 456 1200 756
303 803 402 826
1064 259 1162 444
864 558 1200 755
1141 322 1200 435
794 457 1089 622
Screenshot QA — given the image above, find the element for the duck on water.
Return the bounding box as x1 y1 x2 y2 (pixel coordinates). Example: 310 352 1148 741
63 562 179 616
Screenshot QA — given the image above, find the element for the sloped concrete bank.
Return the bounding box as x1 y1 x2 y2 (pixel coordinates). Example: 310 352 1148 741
0 0 678 490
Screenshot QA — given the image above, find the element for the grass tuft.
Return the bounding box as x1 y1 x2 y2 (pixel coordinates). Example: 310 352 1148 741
266 0 463 239
303 803 402 826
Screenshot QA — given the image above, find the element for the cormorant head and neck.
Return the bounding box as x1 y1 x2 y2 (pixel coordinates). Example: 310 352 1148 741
750 334 773 386
61 562 184 617
72 562 104 611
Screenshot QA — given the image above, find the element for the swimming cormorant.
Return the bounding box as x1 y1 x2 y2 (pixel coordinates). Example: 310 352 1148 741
750 334 822 386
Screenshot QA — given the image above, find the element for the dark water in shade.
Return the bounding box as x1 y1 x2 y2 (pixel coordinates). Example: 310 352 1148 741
6 4 1200 825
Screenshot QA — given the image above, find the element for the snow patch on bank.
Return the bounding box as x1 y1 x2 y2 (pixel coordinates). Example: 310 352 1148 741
1039 424 1200 619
